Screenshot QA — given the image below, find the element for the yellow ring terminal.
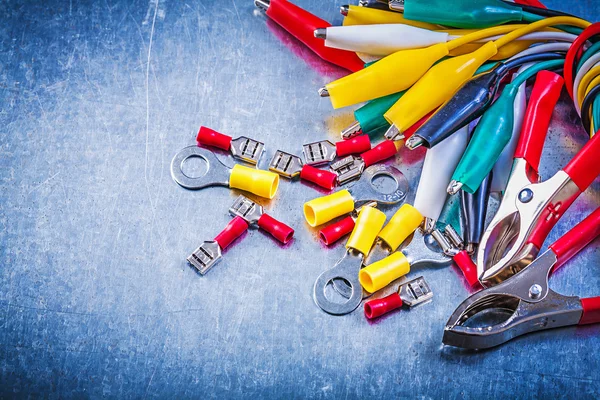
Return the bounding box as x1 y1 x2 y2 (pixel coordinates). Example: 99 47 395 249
378 204 424 252
229 164 279 199
384 41 498 132
342 5 440 30
303 189 355 227
346 206 387 255
325 43 449 109
359 252 410 293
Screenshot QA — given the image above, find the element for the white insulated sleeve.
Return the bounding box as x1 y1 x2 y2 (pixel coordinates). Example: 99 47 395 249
413 125 469 221
323 24 449 57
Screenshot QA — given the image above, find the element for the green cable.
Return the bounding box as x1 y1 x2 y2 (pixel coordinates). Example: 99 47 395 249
577 42 600 72
593 96 600 133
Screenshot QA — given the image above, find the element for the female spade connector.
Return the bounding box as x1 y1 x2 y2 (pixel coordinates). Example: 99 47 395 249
364 276 433 319
449 64 564 194
407 52 564 150
269 150 338 190
255 0 364 72
197 126 265 165
302 136 371 166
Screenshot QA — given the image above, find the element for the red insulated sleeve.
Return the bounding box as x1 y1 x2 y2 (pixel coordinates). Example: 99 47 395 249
300 165 337 190
196 126 232 151
265 0 365 72
335 135 371 157
563 131 600 191
361 140 398 167
580 297 600 325
214 216 249 250
453 250 480 288
319 216 355 245
364 293 403 319
549 207 600 272
514 71 563 174
257 213 295 244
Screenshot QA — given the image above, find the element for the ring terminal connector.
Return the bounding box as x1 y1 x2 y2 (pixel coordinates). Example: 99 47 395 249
269 150 338 190
196 126 264 165
364 276 432 319
229 195 294 244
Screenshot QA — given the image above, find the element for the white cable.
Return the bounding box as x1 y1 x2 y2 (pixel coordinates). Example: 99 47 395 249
573 53 600 115
491 64 530 193
506 42 572 61
323 24 449 56
413 125 469 221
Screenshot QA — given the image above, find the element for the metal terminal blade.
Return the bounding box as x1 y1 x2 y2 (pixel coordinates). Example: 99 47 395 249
229 195 263 225
389 0 405 12
331 156 365 185
444 225 464 250
303 140 337 165
171 146 231 190
399 276 433 307
340 4 350 15
341 120 362 140
318 87 330 97
229 136 264 165
447 180 463 195
384 124 404 141
314 28 327 39
403 229 452 269
269 150 303 178
422 217 437 234
254 0 270 11
405 135 425 150
187 241 222 275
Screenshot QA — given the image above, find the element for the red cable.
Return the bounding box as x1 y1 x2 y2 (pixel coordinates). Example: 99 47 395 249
514 0 546 9
564 23 600 100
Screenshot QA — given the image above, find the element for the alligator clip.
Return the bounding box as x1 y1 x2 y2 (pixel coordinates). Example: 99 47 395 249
313 207 387 315
268 150 338 190
187 216 249 275
229 195 294 244
330 140 400 185
171 146 279 199
477 102 600 286
197 126 264 165
302 136 371 166
303 164 409 227
444 207 600 349
364 276 433 319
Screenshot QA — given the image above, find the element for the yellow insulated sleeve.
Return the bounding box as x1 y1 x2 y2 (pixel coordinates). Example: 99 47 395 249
346 206 387 255
378 204 423 252
325 43 449 109
303 189 356 227
342 6 440 29
359 252 410 293
229 164 279 199
384 41 498 133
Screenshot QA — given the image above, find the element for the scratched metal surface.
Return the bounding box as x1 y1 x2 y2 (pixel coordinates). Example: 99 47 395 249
1 0 599 398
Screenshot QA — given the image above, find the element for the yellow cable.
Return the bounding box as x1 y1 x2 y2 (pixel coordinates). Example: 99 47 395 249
579 69 600 110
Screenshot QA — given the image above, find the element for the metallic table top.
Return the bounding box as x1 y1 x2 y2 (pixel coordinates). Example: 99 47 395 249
1 1 599 398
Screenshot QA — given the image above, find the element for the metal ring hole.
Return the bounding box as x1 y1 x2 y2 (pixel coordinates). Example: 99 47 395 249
181 155 209 179
325 278 353 304
370 172 398 195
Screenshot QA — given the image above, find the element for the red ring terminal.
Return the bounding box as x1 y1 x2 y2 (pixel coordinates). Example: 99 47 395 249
257 214 295 244
319 215 355 245
214 216 249 249
364 293 403 319
361 140 399 167
197 126 232 151
335 135 371 157
453 250 480 288
300 165 338 190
